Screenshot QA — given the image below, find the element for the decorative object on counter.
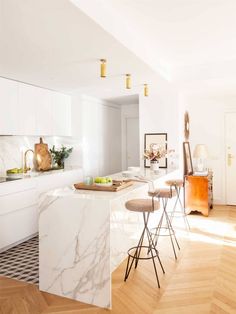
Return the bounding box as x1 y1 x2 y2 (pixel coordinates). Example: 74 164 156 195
6 168 24 176
128 166 140 172
193 144 208 172
184 111 190 142
94 176 113 186
74 180 133 192
34 138 52 171
144 133 168 169
122 170 135 178
49 145 73 169
150 160 159 172
84 176 94 185
183 142 193 175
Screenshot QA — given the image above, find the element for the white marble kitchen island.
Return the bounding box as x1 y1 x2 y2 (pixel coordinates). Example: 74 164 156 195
39 168 179 309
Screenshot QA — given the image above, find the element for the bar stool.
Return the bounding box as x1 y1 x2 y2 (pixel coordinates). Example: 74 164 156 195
165 179 190 230
148 188 180 260
124 198 165 288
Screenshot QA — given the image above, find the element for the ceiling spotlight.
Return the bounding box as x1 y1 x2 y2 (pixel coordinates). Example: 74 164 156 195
144 84 148 97
125 74 131 89
100 59 106 78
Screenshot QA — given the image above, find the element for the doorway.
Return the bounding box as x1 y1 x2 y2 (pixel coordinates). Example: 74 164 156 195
125 117 140 169
225 112 236 205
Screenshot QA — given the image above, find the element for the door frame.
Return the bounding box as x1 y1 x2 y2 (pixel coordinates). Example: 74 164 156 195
224 111 236 205
123 116 139 170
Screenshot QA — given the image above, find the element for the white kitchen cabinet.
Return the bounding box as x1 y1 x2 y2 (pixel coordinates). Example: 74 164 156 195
0 77 19 135
0 180 37 252
18 83 37 135
52 92 71 136
35 87 53 136
0 168 83 252
0 77 71 136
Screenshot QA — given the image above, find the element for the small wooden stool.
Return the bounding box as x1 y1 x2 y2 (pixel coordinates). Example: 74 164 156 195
148 188 180 259
124 198 165 288
165 179 190 229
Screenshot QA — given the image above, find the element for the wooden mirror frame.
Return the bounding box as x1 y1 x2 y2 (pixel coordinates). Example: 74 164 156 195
183 141 193 175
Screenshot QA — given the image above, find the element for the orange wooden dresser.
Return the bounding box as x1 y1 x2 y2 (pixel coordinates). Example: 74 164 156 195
184 172 213 216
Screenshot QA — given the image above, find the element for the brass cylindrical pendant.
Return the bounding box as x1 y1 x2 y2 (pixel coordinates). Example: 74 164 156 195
144 84 148 97
126 74 131 89
100 59 106 78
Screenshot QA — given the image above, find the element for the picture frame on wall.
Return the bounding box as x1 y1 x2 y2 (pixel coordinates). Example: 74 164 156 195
183 141 193 175
144 133 167 168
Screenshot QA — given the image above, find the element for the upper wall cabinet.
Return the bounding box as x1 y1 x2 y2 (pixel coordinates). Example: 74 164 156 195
35 88 53 136
0 78 19 135
52 92 71 136
0 77 71 136
18 84 37 135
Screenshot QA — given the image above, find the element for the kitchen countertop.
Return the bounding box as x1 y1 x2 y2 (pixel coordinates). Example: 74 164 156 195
48 167 180 201
0 166 82 183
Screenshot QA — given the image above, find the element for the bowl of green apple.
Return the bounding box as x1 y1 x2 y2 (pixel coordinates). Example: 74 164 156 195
94 176 113 187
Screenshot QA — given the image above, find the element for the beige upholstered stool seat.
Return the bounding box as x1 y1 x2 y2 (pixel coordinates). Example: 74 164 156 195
148 188 177 199
165 179 184 187
125 199 160 212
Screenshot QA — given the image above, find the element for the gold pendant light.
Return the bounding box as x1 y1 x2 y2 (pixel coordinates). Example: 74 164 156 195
144 84 149 97
125 74 131 89
100 59 106 78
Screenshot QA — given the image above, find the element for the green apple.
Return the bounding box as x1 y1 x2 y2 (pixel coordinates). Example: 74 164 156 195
94 177 101 183
106 177 112 183
100 178 107 184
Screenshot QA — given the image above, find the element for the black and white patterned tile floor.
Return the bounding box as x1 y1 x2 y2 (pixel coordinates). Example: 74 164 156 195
0 236 39 285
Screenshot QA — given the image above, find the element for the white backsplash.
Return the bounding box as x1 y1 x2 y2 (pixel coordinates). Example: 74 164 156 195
0 136 83 176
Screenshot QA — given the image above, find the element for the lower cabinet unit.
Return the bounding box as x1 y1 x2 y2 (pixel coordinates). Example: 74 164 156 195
0 168 83 252
185 172 213 217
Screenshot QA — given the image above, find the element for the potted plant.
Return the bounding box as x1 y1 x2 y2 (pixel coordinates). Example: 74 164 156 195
49 145 73 169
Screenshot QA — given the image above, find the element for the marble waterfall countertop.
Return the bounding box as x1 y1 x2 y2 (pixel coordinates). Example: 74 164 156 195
39 168 180 309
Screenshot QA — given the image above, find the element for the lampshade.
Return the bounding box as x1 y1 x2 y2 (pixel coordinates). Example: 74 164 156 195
193 144 208 158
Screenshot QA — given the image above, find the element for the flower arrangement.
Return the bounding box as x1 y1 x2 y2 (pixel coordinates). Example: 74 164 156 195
144 143 168 161
49 145 73 168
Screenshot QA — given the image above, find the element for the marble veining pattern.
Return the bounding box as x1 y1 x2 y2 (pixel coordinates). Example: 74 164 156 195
39 169 180 309
39 195 111 308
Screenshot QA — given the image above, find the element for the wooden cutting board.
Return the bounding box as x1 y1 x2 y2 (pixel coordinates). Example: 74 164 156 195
34 137 52 171
74 180 133 192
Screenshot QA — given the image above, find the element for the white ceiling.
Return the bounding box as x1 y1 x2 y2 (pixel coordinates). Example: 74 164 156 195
1 0 236 99
107 94 139 106
74 0 236 95
0 0 167 100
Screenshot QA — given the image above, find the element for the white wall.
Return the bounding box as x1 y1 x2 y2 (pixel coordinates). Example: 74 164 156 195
180 93 236 204
71 94 122 177
121 103 139 170
139 91 180 169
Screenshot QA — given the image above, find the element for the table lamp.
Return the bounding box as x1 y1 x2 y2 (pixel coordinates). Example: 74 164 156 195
193 144 208 172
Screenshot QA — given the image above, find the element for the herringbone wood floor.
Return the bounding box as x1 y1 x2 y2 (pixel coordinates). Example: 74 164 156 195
0 205 235 314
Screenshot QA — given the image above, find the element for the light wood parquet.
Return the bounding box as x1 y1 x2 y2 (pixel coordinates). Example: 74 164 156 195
0 205 235 314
